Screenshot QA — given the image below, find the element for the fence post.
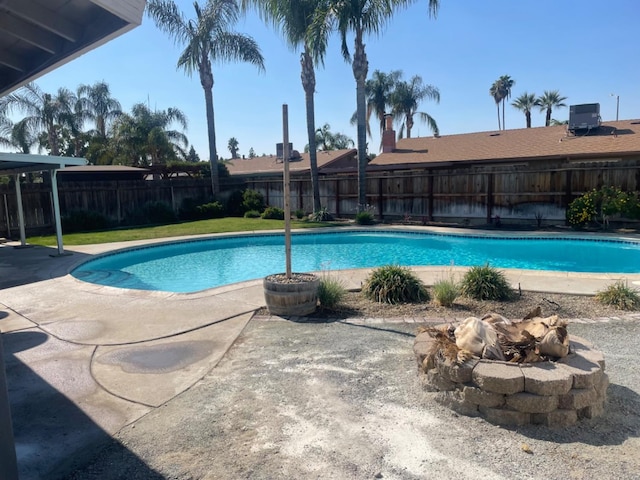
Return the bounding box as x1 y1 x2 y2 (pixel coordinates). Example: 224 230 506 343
427 172 434 221
486 172 494 224
335 179 340 217
564 170 573 226
116 183 121 224
3 194 10 238
377 177 383 220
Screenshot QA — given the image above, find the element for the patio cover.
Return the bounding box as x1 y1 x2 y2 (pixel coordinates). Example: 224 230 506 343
0 152 87 254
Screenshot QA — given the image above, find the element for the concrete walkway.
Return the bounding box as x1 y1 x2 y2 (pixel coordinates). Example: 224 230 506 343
2 228 640 478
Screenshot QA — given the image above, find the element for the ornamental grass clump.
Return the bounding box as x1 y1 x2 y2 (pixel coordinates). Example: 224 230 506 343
595 280 640 310
363 265 428 304
460 264 513 301
432 277 460 307
318 276 347 309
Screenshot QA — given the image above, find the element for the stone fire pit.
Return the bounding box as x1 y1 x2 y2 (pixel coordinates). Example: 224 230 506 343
414 325 608 427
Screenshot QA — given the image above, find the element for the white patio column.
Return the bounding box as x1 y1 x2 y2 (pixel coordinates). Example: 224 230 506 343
50 169 65 256
13 175 26 247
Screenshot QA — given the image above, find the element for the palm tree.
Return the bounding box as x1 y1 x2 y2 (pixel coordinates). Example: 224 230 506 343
244 0 329 213
147 0 265 198
0 108 11 147
489 79 502 130
2 83 74 156
313 123 354 150
78 81 122 138
350 69 402 142
312 0 440 210
389 75 439 138
10 119 38 154
112 103 188 166
549 118 568 126
498 75 515 130
228 136 239 158
537 90 568 127
511 92 537 128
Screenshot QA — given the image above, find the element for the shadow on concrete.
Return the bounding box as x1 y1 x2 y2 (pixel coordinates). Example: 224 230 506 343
2 330 163 479
0 244 91 289
517 383 640 446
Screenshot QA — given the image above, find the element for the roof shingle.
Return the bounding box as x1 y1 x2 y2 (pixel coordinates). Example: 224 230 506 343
225 149 357 176
369 120 640 169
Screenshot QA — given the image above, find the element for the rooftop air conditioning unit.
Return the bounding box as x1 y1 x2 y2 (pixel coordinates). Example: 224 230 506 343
569 103 601 132
275 142 293 162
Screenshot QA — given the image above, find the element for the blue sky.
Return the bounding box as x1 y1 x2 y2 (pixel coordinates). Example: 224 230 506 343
32 0 640 160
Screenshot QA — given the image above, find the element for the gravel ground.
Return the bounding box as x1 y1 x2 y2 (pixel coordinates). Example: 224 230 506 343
64 313 640 480
269 290 636 321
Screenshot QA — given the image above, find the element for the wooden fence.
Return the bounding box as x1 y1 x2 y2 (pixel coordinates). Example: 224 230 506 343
2 157 639 237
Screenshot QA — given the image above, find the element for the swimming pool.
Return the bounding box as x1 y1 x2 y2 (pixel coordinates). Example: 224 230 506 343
71 230 640 293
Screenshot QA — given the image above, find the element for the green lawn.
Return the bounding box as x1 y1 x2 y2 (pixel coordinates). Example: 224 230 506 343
27 217 342 246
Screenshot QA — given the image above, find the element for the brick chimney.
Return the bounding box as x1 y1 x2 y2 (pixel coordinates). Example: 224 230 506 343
381 114 396 153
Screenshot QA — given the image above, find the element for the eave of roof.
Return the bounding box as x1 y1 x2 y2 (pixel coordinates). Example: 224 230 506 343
0 0 146 97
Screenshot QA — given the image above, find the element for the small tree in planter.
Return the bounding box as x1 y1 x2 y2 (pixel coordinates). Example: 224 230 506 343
264 105 319 316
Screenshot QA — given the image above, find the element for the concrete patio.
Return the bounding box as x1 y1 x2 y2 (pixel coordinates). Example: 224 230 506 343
2 229 640 478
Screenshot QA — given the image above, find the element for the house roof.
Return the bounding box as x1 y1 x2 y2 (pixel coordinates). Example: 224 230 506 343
369 119 640 170
0 0 146 97
225 149 358 176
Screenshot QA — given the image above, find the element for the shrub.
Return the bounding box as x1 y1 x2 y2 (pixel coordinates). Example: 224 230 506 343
432 277 460 307
243 210 261 218
196 201 225 219
355 211 375 225
309 207 333 222
261 206 285 220
242 189 265 213
122 201 177 226
363 265 428 304
595 280 640 310
224 190 245 217
179 197 206 220
62 210 109 233
143 201 177 224
567 186 639 229
294 209 305 219
318 276 347 309
460 264 513 301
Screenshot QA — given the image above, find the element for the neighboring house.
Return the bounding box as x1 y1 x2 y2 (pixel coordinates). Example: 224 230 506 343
225 149 358 178
58 165 150 182
225 149 358 213
367 119 640 223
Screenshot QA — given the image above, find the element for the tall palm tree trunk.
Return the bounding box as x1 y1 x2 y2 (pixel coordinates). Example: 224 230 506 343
47 122 59 156
502 99 506 130
200 59 219 198
526 111 531 128
406 114 413 138
353 29 368 211
301 49 321 212
546 108 552 127
496 103 501 130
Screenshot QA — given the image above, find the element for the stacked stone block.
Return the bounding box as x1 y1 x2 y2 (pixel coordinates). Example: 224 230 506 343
414 331 607 426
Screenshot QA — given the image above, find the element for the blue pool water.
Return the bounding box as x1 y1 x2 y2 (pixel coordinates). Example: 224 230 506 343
71 231 640 293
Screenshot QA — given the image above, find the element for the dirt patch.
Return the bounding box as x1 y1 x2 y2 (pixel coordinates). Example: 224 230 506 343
260 290 634 321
